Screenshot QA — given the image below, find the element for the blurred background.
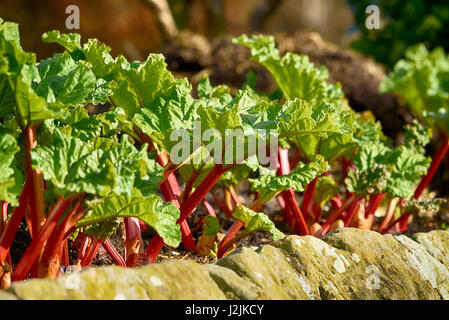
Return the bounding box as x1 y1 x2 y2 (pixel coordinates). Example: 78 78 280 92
0 0 356 61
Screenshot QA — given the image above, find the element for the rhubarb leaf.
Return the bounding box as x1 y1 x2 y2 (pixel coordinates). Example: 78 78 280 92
111 54 177 118
31 129 160 197
345 142 390 195
78 194 181 247
249 155 328 203
33 53 97 106
234 34 348 111
380 44 449 132
42 30 81 52
0 132 24 206
196 215 220 256
232 205 284 241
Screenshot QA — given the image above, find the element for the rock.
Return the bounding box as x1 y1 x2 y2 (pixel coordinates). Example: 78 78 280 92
395 235 449 299
2 228 449 300
204 264 261 300
5 260 226 300
0 291 17 300
322 228 446 299
136 260 226 300
216 246 314 299
412 230 449 268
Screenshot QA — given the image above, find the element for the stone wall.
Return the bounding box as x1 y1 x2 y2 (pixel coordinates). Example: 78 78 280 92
2 228 449 300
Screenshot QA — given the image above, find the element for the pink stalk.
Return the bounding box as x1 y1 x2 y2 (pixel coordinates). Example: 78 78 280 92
343 197 363 226
379 197 399 232
124 217 143 267
103 239 127 268
414 135 449 199
321 195 357 235
277 148 309 235
330 194 343 211
365 193 385 218
217 220 244 258
12 197 70 281
76 234 89 265
202 199 217 217
156 151 196 251
301 176 318 217
80 237 102 267
211 189 232 218
0 179 31 263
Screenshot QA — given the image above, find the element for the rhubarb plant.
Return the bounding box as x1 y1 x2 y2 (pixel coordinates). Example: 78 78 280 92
1 18 447 288
381 44 449 231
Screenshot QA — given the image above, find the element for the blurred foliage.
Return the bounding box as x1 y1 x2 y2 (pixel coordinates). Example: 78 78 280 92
348 0 449 68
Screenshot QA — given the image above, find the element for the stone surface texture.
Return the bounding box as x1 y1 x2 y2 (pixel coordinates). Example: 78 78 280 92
2 228 449 300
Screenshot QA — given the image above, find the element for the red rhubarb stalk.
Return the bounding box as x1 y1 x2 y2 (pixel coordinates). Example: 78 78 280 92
414 135 449 199
381 213 411 235
217 220 244 258
144 164 228 264
202 199 217 217
277 148 309 235
211 189 232 217
61 239 70 266
12 196 70 281
0 178 31 263
156 150 196 251
124 217 143 267
24 125 45 238
144 235 165 264
365 193 385 218
321 195 357 235
343 197 363 226
330 194 343 211
75 234 89 270
0 202 7 235
301 176 318 216
228 185 241 206
80 237 102 267
379 197 399 232
103 239 127 268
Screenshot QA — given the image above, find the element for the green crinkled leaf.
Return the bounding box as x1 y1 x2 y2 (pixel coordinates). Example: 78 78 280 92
249 155 328 203
346 121 431 198
232 205 284 241
42 30 81 52
380 44 449 133
31 129 114 196
132 78 197 152
345 142 390 195
201 215 220 238
33 52 97 106
111 54 177 118
234 34 347 110
31 129 161 197
78 194 181 247
403 198 446 218
81 38 115 78
381 145 430 198
196 215 220 257
0 132 24 206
